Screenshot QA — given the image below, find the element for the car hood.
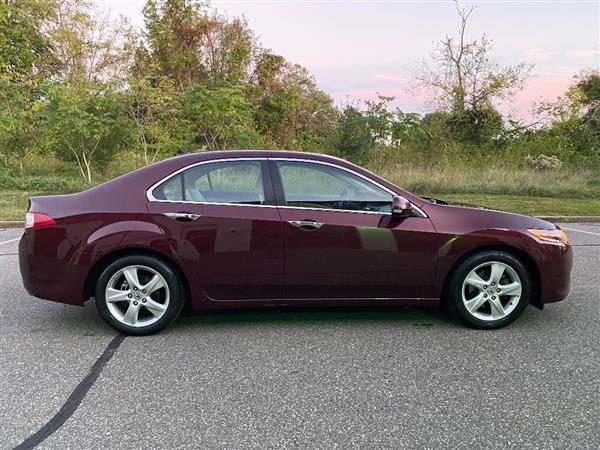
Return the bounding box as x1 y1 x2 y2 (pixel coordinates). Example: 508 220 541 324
423 200 556 232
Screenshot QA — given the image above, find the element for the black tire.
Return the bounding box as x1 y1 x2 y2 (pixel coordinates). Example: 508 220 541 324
446 250 531 329
95 255 184 335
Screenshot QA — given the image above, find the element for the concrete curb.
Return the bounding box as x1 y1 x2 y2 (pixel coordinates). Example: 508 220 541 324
2 216 600 230
0 221 24 229
537 216 600 223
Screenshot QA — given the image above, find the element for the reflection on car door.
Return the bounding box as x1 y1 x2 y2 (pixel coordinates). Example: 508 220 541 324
270 159 437 300
147 159 284 301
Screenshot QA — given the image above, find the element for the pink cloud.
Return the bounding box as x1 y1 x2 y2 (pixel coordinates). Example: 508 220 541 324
373 74 407 82
500 76 573 119
569 49 600 58
329 87 425 103
526 48 555 61
326 75 575 120
327 87 429 113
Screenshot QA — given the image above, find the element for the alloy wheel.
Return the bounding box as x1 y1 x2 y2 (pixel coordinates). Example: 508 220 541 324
461 261 523 322
105 265 170 328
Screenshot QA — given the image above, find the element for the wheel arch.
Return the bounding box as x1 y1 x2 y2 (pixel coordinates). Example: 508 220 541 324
440 244 542 308
83 247 192 308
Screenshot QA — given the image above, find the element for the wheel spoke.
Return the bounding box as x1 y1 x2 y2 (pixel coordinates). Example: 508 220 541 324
464 271 487 290
143 298 167 318
489 263 506 285
142 274 166 295
122 303 140 325
489 297 507 320
106 265 170 328
500 281 522 297
464 292 487 314
123 267 141 290
105 288 130 303
462 260 522 322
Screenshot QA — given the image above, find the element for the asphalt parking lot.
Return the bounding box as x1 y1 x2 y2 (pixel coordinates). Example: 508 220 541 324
1 224 599 449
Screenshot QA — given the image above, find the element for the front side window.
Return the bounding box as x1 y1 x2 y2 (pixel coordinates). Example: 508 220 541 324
276 161 392 213
152 160 265 205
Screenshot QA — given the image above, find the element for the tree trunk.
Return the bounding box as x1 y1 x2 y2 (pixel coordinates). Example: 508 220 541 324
82 152 93 184
140 132 149 165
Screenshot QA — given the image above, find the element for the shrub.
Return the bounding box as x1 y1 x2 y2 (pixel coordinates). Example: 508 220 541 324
0 174 84 191
524 154 563 170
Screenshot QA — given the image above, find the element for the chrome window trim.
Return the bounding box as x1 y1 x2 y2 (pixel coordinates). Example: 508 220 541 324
146 157 266 203
146 156 427 218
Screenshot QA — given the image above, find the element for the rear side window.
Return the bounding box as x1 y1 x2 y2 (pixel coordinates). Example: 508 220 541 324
151 161 265 205
152 174 183 201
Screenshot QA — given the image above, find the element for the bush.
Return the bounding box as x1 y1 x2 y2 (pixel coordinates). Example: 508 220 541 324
0 174 84 191
524 154 563 170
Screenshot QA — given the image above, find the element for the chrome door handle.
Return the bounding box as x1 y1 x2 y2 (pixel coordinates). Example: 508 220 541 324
163 212 201 221
287 220 324 230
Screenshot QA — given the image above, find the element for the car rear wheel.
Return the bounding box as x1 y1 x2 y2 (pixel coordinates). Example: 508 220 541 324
447 250 531 329
95 255 184 335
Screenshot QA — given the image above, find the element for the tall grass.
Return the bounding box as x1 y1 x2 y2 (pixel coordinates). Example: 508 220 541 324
366 144 600 198
377 165 600 199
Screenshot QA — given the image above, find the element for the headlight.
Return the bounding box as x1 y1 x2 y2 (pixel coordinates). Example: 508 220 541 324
527 227 569 246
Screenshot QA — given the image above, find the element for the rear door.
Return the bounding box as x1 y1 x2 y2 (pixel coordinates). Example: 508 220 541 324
270 159 437 300
147 159 284 301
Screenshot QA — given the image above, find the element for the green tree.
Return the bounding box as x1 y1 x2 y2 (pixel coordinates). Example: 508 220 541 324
0 77 44 169
46 0 134 84
333 104 373 164
391 111 428 148
44 80 126 182
122 76 181 164
0 0 55 169
568 70 600 146
142 0 254 88
412 1 531 143
250 52 336 150
364 95 394 145
176 83 261 150
201 13 254 85
0 0 55 79
142 0 211 88
527 70 600 164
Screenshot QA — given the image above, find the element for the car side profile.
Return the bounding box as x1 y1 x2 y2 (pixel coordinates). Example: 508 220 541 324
19 150 572 335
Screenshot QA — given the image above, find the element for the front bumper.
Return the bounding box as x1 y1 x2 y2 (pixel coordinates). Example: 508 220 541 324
535 243 573 305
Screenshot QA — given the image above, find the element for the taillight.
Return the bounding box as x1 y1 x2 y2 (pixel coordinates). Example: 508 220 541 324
25 212 55 229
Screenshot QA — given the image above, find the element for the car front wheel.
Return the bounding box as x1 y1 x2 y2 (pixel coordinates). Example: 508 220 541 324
95 255 184 335
448 250 531 329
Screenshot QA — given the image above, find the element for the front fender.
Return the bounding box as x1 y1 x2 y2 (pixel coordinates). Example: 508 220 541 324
433 228 540 295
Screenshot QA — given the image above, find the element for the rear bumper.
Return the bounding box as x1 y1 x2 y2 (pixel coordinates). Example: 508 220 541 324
536 244 573 305
19 228 87 306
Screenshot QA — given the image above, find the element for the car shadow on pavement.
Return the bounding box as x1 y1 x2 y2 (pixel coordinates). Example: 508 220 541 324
171 305 460 330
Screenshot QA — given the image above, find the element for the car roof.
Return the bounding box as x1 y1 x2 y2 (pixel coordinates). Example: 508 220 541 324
166 150 349 166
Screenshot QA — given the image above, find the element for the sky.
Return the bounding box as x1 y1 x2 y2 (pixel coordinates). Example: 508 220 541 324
94 0 600 119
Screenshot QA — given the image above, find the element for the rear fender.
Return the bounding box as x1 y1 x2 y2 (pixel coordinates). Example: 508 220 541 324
83 219 170 264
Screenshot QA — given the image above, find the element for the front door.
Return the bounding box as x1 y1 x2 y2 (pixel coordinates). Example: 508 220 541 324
147 159 284 301
270 160 437 300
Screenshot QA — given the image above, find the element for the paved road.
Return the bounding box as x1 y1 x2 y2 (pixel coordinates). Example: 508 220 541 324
1 224 599 449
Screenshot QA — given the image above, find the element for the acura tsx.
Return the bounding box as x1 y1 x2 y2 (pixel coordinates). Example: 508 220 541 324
19 151 572 335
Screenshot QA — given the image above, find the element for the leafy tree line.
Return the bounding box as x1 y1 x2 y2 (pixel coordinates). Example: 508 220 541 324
0 0 598 184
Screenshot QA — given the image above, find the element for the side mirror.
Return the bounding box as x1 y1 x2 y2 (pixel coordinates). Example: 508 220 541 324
392 196 412 218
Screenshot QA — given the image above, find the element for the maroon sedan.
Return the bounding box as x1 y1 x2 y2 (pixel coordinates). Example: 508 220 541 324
19 151 572 335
